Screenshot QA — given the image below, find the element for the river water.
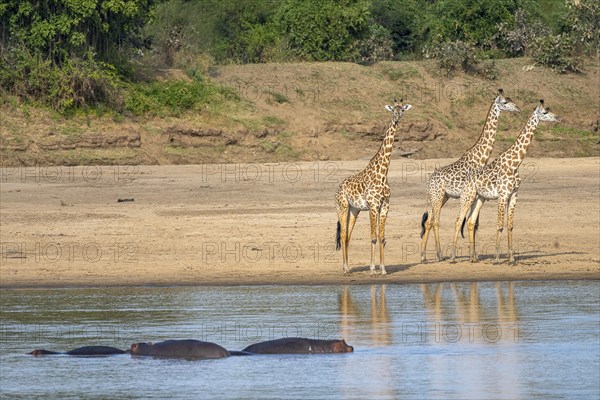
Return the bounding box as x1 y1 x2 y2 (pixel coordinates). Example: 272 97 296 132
1 281 598 399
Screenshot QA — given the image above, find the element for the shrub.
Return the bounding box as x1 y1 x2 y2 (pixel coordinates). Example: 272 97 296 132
359 24 395 62
0 46 121 113
565 0 599 56
275 0 370 62
123 76 237 116
425 0 519 48
428 41 479 77
533 34 583 73
494 9 550 57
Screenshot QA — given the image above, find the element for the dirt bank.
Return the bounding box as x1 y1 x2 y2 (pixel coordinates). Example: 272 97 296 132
1 59 598 167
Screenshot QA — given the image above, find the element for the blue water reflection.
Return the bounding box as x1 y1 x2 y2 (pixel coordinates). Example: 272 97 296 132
1 281 598 399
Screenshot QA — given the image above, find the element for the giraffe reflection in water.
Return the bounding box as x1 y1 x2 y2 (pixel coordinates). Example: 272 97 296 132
421 282 520 344
339 285 391 346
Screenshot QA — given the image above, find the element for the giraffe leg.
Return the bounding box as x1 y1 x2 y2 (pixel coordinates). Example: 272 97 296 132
467 196 485 263
494 197 508 264
378 200 389 275
369 207 379 275
433 196 449 261
451 188 476 263
346 208 360 247
345 208 360 273
337 205 350 275
506 192 518 264
421 180 446 263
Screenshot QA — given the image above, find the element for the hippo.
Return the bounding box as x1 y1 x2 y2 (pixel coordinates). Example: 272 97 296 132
29 346 127 356
242 337 354 354
129 339 230 359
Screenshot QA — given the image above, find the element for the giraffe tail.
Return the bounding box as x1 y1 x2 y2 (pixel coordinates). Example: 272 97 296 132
420 212 428 238
335 221 341 251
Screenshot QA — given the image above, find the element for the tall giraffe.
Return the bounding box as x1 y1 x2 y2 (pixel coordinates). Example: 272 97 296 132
451 100 559 264
335 99 412 275
420 89 521 262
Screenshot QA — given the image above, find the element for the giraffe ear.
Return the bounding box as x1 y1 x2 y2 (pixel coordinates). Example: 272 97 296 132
403 104 412 111
385 105 394 112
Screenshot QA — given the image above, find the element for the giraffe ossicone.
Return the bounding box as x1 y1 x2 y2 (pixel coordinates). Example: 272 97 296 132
335 99 412 275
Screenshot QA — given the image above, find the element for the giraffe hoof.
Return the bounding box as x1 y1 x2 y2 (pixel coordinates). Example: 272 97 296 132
380 269 387 276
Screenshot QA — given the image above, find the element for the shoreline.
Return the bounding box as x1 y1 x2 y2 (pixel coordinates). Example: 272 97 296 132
2 276 599 290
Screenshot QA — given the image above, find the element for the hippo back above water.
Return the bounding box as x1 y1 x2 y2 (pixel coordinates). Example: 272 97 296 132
29 346 127 356
130 339 230 359
242 337 353 354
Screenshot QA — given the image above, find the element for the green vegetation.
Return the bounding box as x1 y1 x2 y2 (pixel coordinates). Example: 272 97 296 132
124 77 237 116
263 89 290 104
0 0 598 114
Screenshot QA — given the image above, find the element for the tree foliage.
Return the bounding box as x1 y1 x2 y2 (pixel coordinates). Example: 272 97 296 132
0 0 597 112
276 0 370 61
0 0 157 64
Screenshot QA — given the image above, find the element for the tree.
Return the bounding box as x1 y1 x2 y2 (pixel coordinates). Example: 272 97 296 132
0 0 158 64
276 0 370 61
426 0 520 49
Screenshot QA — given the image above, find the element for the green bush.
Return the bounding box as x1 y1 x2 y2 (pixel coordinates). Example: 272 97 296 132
275 0 370 62
494 8 550 57
425 0 519 48
533 34 583 73
0 0 157 66
0 47 121 112
212 1 281 64
370 0 423 55
564 0 599 56
123 76 238 116
428 40 479 77
359 24 394 62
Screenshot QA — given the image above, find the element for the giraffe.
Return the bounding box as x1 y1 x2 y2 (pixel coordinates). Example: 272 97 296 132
420 89 521 262
450 100 559 264
335 99 412 275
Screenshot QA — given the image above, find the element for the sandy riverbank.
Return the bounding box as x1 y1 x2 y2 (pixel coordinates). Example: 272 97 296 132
1 158 598 288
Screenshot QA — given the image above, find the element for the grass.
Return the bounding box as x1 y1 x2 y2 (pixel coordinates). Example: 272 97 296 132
60 126 86 137
263 89 290 104
124 76 239 117
536 125 597 144
263 115 285 127
381 65 421 81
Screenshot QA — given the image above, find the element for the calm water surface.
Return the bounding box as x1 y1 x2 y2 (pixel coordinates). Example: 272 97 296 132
1 281 599 399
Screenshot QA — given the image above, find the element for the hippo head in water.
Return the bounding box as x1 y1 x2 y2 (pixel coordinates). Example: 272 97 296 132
129 342 150 356
332 339 354 353
29 349 58 356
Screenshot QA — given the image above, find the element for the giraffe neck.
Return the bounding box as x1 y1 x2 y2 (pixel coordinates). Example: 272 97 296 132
365 119 399 178
501 110 540 170
461 102 501 166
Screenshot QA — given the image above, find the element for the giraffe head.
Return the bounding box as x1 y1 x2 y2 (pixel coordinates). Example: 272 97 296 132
534 99 559 122
495 88 521 113
385 98 412 124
